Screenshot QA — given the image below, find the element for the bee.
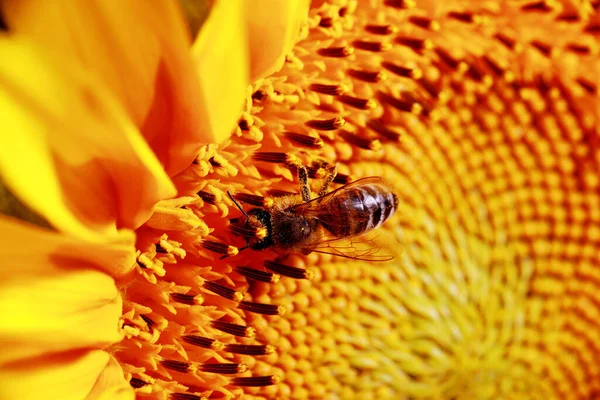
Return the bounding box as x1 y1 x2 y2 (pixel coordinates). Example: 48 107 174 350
227 163 398 261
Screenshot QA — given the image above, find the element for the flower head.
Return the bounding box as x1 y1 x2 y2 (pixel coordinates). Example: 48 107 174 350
1 0 600 400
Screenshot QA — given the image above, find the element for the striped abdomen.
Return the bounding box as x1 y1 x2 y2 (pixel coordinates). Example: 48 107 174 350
319 183 397 237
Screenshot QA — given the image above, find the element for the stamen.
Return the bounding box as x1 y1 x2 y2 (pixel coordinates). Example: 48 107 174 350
223 343 276 356
520 1 554 12
347 68 386 83
319 17 333 28
233 193 272 207
264 260 314 279
181 335 224 351
576 77 597 95
235 266 281 283
337 94 377 110
530 40 553 57
584 22 600 34
377 91 423 114
198 363 247 374
333 172 353 184
201 240 239 257
169 394 205 400
317 46 355 57
381 61 421 79
394 36 432 51
417 77 441 99
352 39 391 52
305 116 346 131
447 11 477 23
129 378 149 388
383 0 416 9
202 281 244 302
155 242 168 253
565 43 590 54
210 320 256 338
238 301 286 316
309 83 347 96
238 119 249 130
230 375 281 387
434 47 463 70
364 24 397 35
197 190 216 205
339 130 382 150
494 32 518 50
367 119 403 141
408 16 439 31
284 131 325 149
266 188 296 197
229 223 268 240
170 293 202 306
252 151 298 164
140 314 155 328
161 359 192 373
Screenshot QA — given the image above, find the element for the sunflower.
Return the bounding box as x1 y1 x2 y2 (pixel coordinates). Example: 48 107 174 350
1 0 599 399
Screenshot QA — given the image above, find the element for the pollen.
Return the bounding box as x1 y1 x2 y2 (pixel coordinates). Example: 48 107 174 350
115 1 600 399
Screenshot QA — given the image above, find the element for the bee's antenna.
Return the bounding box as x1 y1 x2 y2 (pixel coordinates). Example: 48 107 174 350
227 191 249 218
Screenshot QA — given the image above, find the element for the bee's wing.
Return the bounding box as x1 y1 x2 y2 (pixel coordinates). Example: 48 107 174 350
302 232 397 262
289 176 383 213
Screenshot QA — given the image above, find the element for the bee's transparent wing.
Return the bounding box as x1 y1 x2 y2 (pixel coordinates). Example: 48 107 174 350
302 232 398 262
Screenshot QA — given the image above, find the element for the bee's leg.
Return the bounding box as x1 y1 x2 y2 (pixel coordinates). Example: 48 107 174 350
298 165 312 202
317 163 338 197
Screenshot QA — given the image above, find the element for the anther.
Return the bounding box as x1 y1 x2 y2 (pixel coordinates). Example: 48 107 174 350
347 68 386 83
238 301 286 316
223 344 276 356
140 314 155 328
339 130 382 150
481 55 505 77
494 32 518 50
210 320 256 338
381 61 420 79
200 240 238 257
434 47 462 70
555 12 580 22
284 131 325 149
198 363 247 374
521 1 554 12
230 375 281 387
202 281 244 302
364 24 397 35
352 39 391 52
309 83 347 96
252 151 297 164
181 335 224 350
169 394 204 400
233 193 270 207
408 16 439 31
197 190 216 205
384 0 415 9
395 36 431 51
565 43 590 54
319 17 333 27
264 260 313 279
576 77 597 95
377 91 422 114
170 293 202 306
235 266 281 283
584 22 600 34
209 157 221 167
447 11 476 23
161 359 192 373
417 77 440 99
337 94 377 110
129 378 149 388
317 46 355 58
305 116 346 131
530 40 553 57
367 119 403 141
155 243 168 253
238 119 249 131
252 90 266 101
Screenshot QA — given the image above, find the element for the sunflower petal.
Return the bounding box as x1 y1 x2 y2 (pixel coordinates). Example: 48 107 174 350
0 350 111 400
0 216 129 365
245 0 311 80
1 0 209 176
85 356 134 400
0 37 175 238
191 0 249 145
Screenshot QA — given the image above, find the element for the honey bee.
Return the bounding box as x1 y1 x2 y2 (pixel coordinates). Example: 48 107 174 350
227 164 398 261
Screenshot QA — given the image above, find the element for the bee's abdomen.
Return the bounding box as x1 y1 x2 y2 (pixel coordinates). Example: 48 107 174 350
323 184 397 237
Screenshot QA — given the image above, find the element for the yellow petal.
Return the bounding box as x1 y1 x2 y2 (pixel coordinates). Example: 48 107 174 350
2 0 209 176
245 0 311 80
85 356 134 400
192 0 249 144
0 37 175 240
0 217 129 365
0 350 111 400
